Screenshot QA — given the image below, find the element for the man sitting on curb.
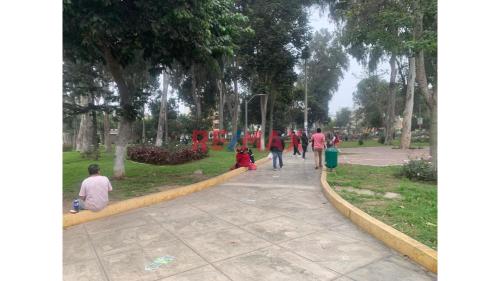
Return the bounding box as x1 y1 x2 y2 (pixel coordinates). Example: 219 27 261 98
70 164 112 213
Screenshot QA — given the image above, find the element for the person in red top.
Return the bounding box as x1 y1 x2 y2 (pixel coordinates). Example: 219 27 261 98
270 131 285 171
291 130 301 156
232 146 256 170
333 132 341 148
311 127 326 169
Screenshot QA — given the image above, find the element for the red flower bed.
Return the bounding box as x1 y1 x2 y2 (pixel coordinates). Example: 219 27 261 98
127 145 208 165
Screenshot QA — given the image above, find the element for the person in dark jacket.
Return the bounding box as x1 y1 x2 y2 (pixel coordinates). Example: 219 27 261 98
270 131 285 171
300 131 309 159
291 130 301 156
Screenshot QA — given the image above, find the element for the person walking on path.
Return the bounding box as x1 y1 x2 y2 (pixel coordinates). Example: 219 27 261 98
270 131 285 171
311 128 326 169
70 164 113 213
291 130 301 156
333 132 341 148
300 131 309 160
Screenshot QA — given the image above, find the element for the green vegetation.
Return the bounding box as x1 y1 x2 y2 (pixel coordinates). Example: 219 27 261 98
339 139 385 148
63 148 267 204
337 138 429 149
326 164 437 250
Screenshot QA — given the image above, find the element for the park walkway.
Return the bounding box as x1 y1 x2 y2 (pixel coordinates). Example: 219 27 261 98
64 147 436 281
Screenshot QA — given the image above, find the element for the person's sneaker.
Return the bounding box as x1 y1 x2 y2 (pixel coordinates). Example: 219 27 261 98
315 166 318 169
69 209 78 214
273 168 277 171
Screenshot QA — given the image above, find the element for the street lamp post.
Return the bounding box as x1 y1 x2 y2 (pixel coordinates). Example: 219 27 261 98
304 56 308 135
301 45 310 135
245 94 266 144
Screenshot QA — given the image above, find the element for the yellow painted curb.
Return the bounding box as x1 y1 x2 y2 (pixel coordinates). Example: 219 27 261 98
64 156 270 228
321 170 437 273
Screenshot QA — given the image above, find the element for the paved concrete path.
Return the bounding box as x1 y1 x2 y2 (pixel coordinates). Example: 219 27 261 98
339 146 430 166
64 149 436 281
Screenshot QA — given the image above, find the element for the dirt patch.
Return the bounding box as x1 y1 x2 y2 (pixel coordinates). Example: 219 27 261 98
361 200 388 207
334 186 402 200
384 192 402 199
335 186 375 196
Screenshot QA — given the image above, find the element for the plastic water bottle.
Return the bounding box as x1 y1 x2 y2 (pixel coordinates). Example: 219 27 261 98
73 199 80 212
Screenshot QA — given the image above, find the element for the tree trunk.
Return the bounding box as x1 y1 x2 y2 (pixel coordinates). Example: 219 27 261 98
90 95 99 160
155 71 169 146
72 115 79 150
142 116 146 144
230 77 239 136
78 94 94 155
414 6 437 168
99 115 105 148
103 111 112 152
429 101 437 166
75 95 86 151
416 50 437 167
102 45 134 178
268 91 277 146
114 119 132 179
259 94 268 151
191 63 201 122
384 54 397 145
400 56 416 149
228 58 239 136
71 96 79 150
218 79 225 130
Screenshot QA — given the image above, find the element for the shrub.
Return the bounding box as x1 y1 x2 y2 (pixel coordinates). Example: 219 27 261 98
127 144 208 165
378 135 385 144
358 139 364 145
401 159 437 181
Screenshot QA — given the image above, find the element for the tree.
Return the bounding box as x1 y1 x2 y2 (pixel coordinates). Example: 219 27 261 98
149 96 179 142
63 59 114 158
325 0 413 144
335 107 352 128
64 0 249 178
297 29 348 126
155 71 170 146
412 0 437 167
324 0 437 163
225 57 241 136
238 0 310 150
353 75 389 129
400 56 416 149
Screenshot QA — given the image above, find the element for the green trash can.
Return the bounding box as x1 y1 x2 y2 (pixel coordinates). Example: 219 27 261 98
325 147 338 169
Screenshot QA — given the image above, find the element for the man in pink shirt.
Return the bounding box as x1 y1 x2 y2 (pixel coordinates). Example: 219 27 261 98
70 164 112 213
311 128 326 169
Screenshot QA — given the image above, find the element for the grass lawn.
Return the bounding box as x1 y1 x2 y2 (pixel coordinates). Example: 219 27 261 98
63 147 268 209
338 139 429 149
326 164 437 249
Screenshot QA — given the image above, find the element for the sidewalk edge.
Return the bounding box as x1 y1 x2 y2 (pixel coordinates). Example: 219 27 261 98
63 157 270 228
320 170 437 273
